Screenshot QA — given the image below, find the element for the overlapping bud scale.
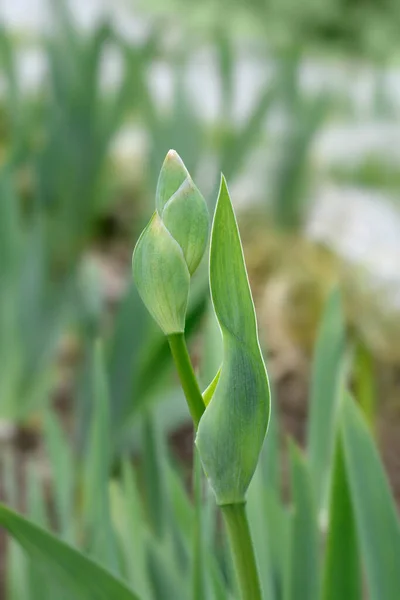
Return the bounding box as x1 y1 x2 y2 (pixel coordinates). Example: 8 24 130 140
132 151 209 335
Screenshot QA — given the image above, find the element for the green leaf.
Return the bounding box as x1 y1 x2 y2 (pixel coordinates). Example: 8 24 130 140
247 469 276 600
109 469 152 598
264 491 289 599
322 433 361 600
196 176 270 505
6 541 30 600
202 368 221 406
353 339 376 432
341 395 400 600
0 504 140 600
27 465 48 528
44 411 74 542
285 442 319 600
147 536 189 600
271 52 329 230
215 28 234 119
143 448 193 600
106 280 154 430
26 466 53 600
221 83 276 182
307 288 345 510
259 381 280 494
200 301 223 391
0 170 21 280
192 449 208 600
84 342 119 573
142 408 169 538
3 452 29 600
201 301 223 407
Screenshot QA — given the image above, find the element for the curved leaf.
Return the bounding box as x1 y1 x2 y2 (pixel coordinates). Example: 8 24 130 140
196 176 270 505
341 395 400 600
0 504 140 600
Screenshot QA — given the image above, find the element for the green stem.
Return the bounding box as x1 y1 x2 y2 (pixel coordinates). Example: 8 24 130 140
167 333 205 429
168 334 262 600
221 503 263 600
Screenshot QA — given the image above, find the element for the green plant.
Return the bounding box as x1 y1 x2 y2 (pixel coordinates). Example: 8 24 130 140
268 50 330 232
36 9 135 270
0 169 72 419
1 152 400 600
133 150 270 598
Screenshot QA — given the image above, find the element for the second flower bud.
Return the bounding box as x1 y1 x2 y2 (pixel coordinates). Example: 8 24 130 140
132 150 209 335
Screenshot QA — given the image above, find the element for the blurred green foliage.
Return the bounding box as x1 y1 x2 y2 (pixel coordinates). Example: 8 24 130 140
159 0 400 57
0 0 335 420
1 292 399 600
0 1 399 599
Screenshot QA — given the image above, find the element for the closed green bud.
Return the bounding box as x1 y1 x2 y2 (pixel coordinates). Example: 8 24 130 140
132 150 209 335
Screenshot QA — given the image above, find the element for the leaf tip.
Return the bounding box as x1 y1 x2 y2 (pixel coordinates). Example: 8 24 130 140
218 173 229 200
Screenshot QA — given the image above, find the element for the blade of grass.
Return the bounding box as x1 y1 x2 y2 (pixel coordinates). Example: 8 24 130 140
265 490 289 600
192 449 208 600
341 394 400 600
285 442 319 600
353 339 376 433
165 459 194 572
3 452 30 600
44 410 74 542
247 468 276 600
142 408 168 539
307 288 345 511
26 465 53 600
146 535 190 600
109 473 152 599
6 541 30 600
321 432 361 600
83 341 119 573
0 504 141 599
200 302 223 392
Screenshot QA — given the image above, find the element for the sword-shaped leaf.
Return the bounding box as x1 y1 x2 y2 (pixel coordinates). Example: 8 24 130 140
341 395 400 600
0 504 140 600
196 177 270 505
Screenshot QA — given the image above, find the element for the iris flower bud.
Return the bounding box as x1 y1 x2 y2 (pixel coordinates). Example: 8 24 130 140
132 150 209 335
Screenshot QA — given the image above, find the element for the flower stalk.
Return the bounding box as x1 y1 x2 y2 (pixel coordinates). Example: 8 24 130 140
167 333 205 429
132 150 269 600
221 503 263 600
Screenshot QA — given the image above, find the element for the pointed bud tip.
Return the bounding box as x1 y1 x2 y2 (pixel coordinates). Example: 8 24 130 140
165 149 184 166
157 150 190 212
